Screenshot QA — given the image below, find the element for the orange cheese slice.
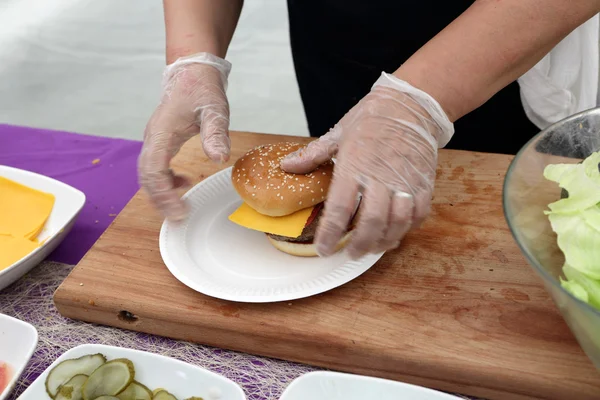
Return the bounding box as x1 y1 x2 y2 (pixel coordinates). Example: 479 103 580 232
0 235 39 271
0 176 55 239
228 202 313 238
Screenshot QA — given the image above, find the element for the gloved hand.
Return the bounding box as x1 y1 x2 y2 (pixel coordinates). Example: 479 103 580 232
281 72 454 259
138 52 232 220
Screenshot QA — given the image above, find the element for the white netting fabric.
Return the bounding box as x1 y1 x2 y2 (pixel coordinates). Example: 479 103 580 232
0 261 478 400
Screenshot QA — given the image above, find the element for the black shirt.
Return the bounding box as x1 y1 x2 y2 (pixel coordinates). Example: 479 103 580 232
286 0 539 154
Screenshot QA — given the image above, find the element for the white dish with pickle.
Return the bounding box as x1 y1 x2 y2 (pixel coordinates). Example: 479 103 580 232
18 344 246 400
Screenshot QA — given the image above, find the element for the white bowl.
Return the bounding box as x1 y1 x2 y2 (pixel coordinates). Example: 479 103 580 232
0 166 85 291
280 371 464 400
0 313 38 400
18 344 246 400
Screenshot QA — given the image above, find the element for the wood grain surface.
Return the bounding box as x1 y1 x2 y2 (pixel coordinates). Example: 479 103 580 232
54 131 600 400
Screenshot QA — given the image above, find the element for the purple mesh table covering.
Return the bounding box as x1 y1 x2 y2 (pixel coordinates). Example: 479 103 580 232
0 124 479 399
0 123 142 264
0 261 319 400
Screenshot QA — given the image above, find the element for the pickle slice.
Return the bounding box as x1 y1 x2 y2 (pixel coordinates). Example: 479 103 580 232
152 390 177 400
117 381 152 400
82 358 135 400
45 354 107 397
95 397 120 400
55 374 88 400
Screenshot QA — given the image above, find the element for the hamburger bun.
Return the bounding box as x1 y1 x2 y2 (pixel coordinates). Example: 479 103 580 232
231 142 333 217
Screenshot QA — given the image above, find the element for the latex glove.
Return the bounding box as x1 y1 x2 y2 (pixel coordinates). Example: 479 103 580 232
281 72 454 259
138 53 232 220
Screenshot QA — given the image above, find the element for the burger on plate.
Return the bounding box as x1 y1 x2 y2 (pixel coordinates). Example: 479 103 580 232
228 142 356 256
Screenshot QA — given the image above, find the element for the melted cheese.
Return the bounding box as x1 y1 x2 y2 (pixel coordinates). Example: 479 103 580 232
0 176 55 239
228 202 313 238
0 235 40 271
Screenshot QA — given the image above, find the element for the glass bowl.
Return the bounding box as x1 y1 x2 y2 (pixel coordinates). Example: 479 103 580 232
503 107 600 369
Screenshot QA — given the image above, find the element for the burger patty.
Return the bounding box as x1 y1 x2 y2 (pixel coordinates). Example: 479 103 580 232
267 207 324 243
267 205 355 244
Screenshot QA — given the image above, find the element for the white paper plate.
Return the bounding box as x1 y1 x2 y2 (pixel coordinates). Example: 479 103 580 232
160 167 384 303
0 166 86 291
280 371 464 400
0 313 38 400
17 344 246 400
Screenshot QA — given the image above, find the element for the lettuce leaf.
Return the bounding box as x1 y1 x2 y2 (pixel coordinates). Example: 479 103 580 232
563 264 600 309
560 276 589 303
543 151 600 310
543 152 600 213
547 212 600 280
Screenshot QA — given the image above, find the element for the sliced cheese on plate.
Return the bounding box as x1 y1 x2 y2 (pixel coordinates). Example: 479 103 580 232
0 235 40 271
0 176 55 270
0 176 55 239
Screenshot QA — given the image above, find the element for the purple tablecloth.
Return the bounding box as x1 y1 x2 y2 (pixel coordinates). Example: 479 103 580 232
0 123 142 264
0 124 322 400
0 124 476 400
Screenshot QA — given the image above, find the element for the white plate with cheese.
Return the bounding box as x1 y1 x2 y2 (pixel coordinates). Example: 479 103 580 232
0 166 85 291
159 166 384 303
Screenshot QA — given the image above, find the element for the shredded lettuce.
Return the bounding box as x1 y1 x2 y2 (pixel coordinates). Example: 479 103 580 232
543 151 600 311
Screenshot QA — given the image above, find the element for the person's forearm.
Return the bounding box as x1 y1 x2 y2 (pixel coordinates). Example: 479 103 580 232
394 0 600 123
163 0 243 64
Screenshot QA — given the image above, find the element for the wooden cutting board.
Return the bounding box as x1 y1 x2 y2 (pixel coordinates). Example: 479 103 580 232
54 131 600 400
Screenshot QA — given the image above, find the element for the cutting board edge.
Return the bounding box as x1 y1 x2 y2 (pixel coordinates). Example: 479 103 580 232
52 292 595 400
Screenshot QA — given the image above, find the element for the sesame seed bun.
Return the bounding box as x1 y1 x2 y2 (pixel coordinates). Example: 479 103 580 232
231 142 333 217
266 230 352 257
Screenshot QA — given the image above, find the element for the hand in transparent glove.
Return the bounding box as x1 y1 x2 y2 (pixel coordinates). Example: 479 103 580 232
138 53 232 220
281 72 454 259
